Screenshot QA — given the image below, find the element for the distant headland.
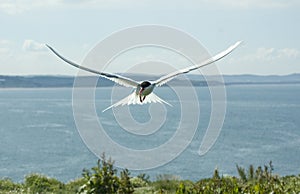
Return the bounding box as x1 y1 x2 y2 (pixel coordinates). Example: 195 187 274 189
0 74 299 88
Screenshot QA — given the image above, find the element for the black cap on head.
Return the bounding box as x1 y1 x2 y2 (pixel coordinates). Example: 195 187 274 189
141 81 151 88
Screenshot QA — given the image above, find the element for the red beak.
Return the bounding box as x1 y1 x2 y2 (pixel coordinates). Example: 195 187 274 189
139 88 144 95
139 88 145 102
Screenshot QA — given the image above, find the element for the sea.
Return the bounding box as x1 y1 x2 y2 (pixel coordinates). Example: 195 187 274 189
0 84 299 182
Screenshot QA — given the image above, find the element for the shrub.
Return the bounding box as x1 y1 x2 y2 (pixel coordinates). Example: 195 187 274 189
0 178 22 192
24 173 64 193
130 177 148 188
65 178 86 193
79 157 119 193
153 174 181 192
119 169 134 194
78 153 134 194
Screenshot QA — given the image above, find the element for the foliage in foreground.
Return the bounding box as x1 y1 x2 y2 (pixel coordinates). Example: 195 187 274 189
78 154 134 194
1 160 300 194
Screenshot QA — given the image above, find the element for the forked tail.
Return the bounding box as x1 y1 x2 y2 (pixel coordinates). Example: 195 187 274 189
102 92 172 112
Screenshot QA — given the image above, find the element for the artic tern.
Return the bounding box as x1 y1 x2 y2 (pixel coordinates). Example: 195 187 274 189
46 41 242 112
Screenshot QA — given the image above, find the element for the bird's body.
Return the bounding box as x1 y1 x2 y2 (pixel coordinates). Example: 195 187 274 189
46 41 242 112
137 81 154 102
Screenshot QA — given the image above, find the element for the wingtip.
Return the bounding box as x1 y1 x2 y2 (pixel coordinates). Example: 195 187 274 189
102 109 108 113
236 40 244 47
228 41 243 51
102 106 111 113
45 44 53 51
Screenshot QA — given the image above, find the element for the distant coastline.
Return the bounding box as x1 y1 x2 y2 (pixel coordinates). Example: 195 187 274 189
0 74 299 88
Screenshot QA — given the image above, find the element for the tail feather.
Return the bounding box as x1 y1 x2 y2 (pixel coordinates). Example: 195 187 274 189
102 92 171 112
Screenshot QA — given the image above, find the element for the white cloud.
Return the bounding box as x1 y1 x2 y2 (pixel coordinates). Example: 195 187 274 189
0 47 10 56
0 0 299 14
256 47 276 61
277 48 300 58
208 0 300 9
0 40 12 56
0 0 60 14
0 0 142 14
236 47 300 63
0 40 11 45
22 40 47 52
219 46 300 75
259 47 299 60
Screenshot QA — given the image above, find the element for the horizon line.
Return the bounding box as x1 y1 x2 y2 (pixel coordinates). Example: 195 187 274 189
0 73 300 77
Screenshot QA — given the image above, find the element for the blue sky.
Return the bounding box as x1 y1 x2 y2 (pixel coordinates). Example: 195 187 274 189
0 0 299 75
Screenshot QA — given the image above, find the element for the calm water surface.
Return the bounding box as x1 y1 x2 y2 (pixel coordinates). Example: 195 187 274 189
0 84 299 182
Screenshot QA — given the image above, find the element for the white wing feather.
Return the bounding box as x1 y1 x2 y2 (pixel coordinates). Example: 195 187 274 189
46 44 139 88
102 92 171 112
154 41 242 87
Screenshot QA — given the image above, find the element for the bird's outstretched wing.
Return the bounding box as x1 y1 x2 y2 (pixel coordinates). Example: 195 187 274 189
46 45 139 88
153 41 242 87
102 92 171 112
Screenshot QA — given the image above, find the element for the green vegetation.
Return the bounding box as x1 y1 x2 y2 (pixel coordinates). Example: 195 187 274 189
1 159 299 194
79 154 134 194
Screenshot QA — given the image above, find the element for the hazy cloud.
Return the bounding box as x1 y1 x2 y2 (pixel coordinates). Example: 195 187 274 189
22 40 47 52
277 48 300 58
1 0 299 14
208 0 300 9
0 40 11 45
257 47 300 61
234 47 300 64
0 40 12 56
0 0 59 14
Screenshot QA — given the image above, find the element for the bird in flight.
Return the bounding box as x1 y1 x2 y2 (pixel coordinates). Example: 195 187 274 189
46 41 242 112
